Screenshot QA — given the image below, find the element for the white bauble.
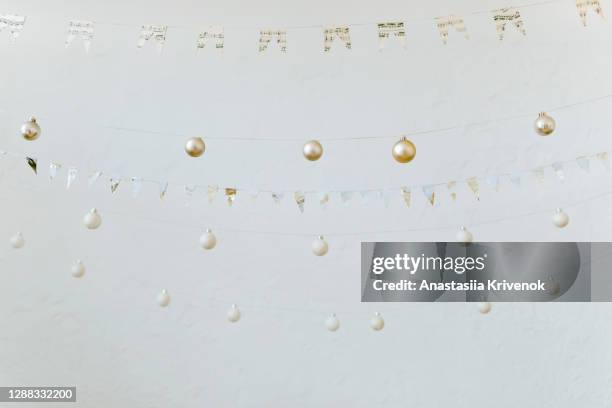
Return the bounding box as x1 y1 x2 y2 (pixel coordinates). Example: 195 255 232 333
456 226 473 244
21 117 41 141
325 314 340 332
478 302 492 314
370 312 385 331
157 289 170 307
83 208 102 230
71 260 85 278
312 236 329 256
227 304 241 322
199 229 217 250
10 232 25 249
552 208 569 228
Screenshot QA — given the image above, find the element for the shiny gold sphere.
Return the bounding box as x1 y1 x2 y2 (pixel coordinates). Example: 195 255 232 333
185 137 205 157
392 137 416 163
303 140 323 161
534 112 555 136
21 117 41 141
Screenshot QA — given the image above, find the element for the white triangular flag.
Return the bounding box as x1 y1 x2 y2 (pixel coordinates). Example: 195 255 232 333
49 162 61 181
340 191 353 207
576 156 590 173
131 177 143 197
422 185 435 206
596 152 609 170
88 171 102 188
551 162 565 181
509 174 521 189
271 192 284 204
466 178 480 200
184 185 196 205
485 175 500 191
66 167 78 189
159 182 168 199
137 25 167 52
532 167 545 183
318 191 330 208
294 191 305 213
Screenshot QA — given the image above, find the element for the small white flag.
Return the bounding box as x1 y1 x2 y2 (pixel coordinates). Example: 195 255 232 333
576 156 590 173
131 177 143 197
49 162 61 181
88 171 102 188
66 167 78 189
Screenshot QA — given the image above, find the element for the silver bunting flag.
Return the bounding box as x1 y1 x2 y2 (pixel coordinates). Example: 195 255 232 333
65 20 94 52
340 191 353 206
184 185 196 205
485 175 500 191
509 174 521 189
66 167 78 189
271 192 284 205
0 15 26 42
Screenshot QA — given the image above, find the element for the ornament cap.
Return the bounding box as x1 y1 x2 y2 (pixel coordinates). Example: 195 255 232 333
90 208 98 213
28 116 37 123
538 112 548 117
318 235 324 240
206 228 212 233
556 207 562 213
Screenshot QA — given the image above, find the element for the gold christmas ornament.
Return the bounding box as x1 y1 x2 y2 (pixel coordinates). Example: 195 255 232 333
185 137 205 157
534 112 555 136
392 137 416 163
21 117 41 141
303 140 323 161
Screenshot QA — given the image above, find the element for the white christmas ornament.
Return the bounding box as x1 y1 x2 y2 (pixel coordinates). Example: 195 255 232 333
157 289 170 307
71 260 85 278
325 314 340 332
83 208 102 229
478 302 492 314
312 236 329 256
370 312 385 331
10 232 25 249
456 226 473 244
227 304 241 322
552 208 569 228
199 229 217 250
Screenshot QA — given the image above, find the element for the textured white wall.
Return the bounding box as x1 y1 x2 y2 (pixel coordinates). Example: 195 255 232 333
1 0 612 406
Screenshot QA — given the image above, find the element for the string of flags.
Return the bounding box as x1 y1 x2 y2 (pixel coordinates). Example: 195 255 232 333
2 149 608 212
0 0 605 52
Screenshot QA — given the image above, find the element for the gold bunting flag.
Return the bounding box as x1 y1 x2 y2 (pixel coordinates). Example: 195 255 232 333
323 27 351 52
576 0 604 26
422 185 436 206
466 177 480 200
492 8 526 40
197 26 224 50
377 22 406 49
435 15 468 44
225 188 237 206
259 29 287 52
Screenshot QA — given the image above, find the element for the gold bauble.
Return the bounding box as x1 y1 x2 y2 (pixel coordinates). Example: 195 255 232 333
534 112 555 136
303 140 323 161
185 137 205 157
21 117 41 141
392 137 416 163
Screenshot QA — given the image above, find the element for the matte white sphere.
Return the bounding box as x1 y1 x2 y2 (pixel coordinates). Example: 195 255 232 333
478 302 492 314
553 209 569 228
157 289 170 307
312 236 329 256
370 312 385 331
71 260 85 278
10 232 25 249
83 208 102 230
325 314 340 332
456 226 473 244
199 229 217 250
227 304 241 322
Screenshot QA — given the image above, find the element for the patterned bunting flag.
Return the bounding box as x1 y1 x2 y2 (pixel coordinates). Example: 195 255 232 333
294 191 305 213
422 185 436 206
110 178 121 193
377 22 406 49
271 192 284 205
137 25 167 51
576 0 604 26
26 157 37 174
323 27 351 52
65 20 94 51
0 15 26 42
400 187 411 207
492 8 526 40
318 192 330 208
435 15 468 44
259 29 287 52
197 26 224 50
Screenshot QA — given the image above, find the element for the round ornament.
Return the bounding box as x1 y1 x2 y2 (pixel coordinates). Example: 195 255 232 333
478 302 492 314
325 314 340 332
456 226 473 244
545 278 560 295
21 117 41 141
312 236 329 256
157 289 170 307
392 137 416 163
534 112 555 136
227 304 241 322
71 260 85 278
303 140 323 161
199 229 217 250
553 208 569 228
185 137 205 157
370 312 385 331
10 232 25 249
83 208 102 230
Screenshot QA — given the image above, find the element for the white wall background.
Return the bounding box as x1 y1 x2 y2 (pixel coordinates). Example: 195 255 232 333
1 0 612 406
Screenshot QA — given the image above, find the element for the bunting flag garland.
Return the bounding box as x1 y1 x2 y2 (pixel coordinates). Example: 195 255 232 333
137 24 167 51
65 20 94 51
259 29 287 52
197 26 224 50
323 27 351 52
184 185 196 204
377 22 406 49
2 149 608 210
0 14 25 42
492 8 526 40
576 0 604 26
435 15 468 44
